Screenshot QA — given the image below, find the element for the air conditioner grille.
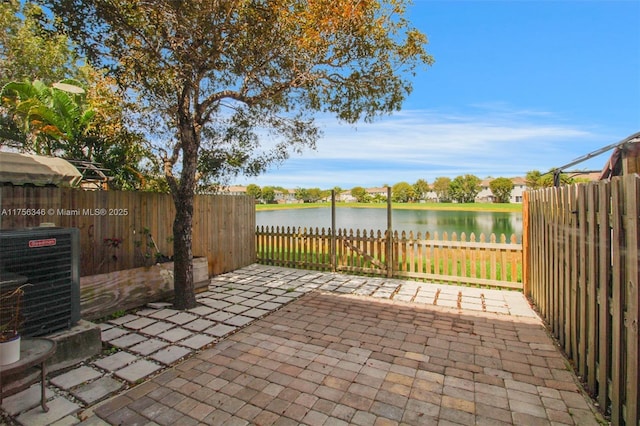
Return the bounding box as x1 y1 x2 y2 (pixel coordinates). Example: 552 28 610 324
0 228 80 337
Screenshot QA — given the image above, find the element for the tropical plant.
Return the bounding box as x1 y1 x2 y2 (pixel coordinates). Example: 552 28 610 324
1 79 94 156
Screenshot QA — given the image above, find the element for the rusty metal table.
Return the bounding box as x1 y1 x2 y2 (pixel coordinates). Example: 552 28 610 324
0 338 56 412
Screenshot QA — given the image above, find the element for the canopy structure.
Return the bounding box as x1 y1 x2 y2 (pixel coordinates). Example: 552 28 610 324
0 151 82 187
550 131 640 186
600 132 640 179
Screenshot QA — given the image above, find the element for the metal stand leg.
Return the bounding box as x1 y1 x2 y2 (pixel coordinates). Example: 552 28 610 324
40 362 48 412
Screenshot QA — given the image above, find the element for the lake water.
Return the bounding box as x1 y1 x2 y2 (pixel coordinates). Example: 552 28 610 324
257 207 523 241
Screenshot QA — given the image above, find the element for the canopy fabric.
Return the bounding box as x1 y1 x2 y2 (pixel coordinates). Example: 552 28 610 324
0 151 82 187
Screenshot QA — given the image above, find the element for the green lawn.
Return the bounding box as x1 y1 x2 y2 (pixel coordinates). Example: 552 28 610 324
256 201 522 213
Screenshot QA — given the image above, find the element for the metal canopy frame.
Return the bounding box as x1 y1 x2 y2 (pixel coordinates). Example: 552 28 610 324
552 131 640 187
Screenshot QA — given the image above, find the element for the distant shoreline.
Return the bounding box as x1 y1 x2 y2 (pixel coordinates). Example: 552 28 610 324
255 202 522 213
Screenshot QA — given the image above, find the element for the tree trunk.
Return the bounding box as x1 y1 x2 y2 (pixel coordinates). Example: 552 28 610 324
172 191 196 309
171 108 200 310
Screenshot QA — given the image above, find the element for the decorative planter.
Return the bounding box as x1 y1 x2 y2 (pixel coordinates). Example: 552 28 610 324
80 257 210 320
0 334 21 365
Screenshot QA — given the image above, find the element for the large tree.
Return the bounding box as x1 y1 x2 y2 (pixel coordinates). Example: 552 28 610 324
449 174 481 203
432 176 451 202
45 0 432 309
413 178 429 201
391 181 415 203
489 177 514 203
351 186 369 203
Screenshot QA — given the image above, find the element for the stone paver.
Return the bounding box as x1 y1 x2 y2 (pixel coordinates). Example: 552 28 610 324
150 346 193 365
50 366 102 390
1 264 605 426
16 397 80 426
72 377 124 405
115 360 162 383
0 385 55 416
93 351 137 372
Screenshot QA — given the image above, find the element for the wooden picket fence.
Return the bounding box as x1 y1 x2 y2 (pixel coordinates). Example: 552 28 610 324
394 231 522 288
0 186 256 277
256 226 523 288
525 174 640 425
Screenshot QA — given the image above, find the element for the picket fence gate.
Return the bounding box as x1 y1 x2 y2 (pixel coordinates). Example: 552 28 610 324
256 225 522 289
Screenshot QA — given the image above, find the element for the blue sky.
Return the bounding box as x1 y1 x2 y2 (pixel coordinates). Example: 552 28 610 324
236 0 640 189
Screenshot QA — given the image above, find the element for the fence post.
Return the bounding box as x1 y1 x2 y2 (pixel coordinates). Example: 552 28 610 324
331 190 337 272
386 187 393 277
522 191 530 296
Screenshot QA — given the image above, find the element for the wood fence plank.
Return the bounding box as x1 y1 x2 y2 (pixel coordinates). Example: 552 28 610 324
577 184 587 376
610 178 624 425
561 186 570 351
1 187 254 277
598 182 613 409
624 175 640 425
585 183 598 392
569 185 579 360
554 185 561 332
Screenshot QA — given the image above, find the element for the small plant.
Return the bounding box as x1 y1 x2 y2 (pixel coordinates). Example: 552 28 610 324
0 285 29 342
103 237 123 248
134 227 170 266
109 310 127 320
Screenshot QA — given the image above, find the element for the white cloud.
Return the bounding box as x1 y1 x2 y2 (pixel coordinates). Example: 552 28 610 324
236 105 617 188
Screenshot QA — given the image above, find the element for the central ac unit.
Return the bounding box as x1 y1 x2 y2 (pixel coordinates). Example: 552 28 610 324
0 227 80 337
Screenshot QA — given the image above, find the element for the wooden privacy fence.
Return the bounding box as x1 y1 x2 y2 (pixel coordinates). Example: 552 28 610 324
0 186 256 277
256 226 523 289
525 174 640 425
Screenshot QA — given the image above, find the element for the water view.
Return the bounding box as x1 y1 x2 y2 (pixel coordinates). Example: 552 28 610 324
257 207 523 241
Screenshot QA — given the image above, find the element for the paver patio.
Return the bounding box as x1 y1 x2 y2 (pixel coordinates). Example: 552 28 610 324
94 290 603 425
1 265 605 425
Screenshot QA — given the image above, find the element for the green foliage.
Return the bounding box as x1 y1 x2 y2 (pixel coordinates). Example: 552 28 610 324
413 179 429 201
43 0 432 308
1 79 93 155
134 227 169 266
0 2 162 191
351 186 369 203
43 0 432 188
292 187 329 203
526 169 573 189
489 177 514 203
432 177 452 202
246 184 262 200
261 186 276 204
391 181 415 203
525 170 544 190
449 174 481 203
294 187 309 202
0 1 77 86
